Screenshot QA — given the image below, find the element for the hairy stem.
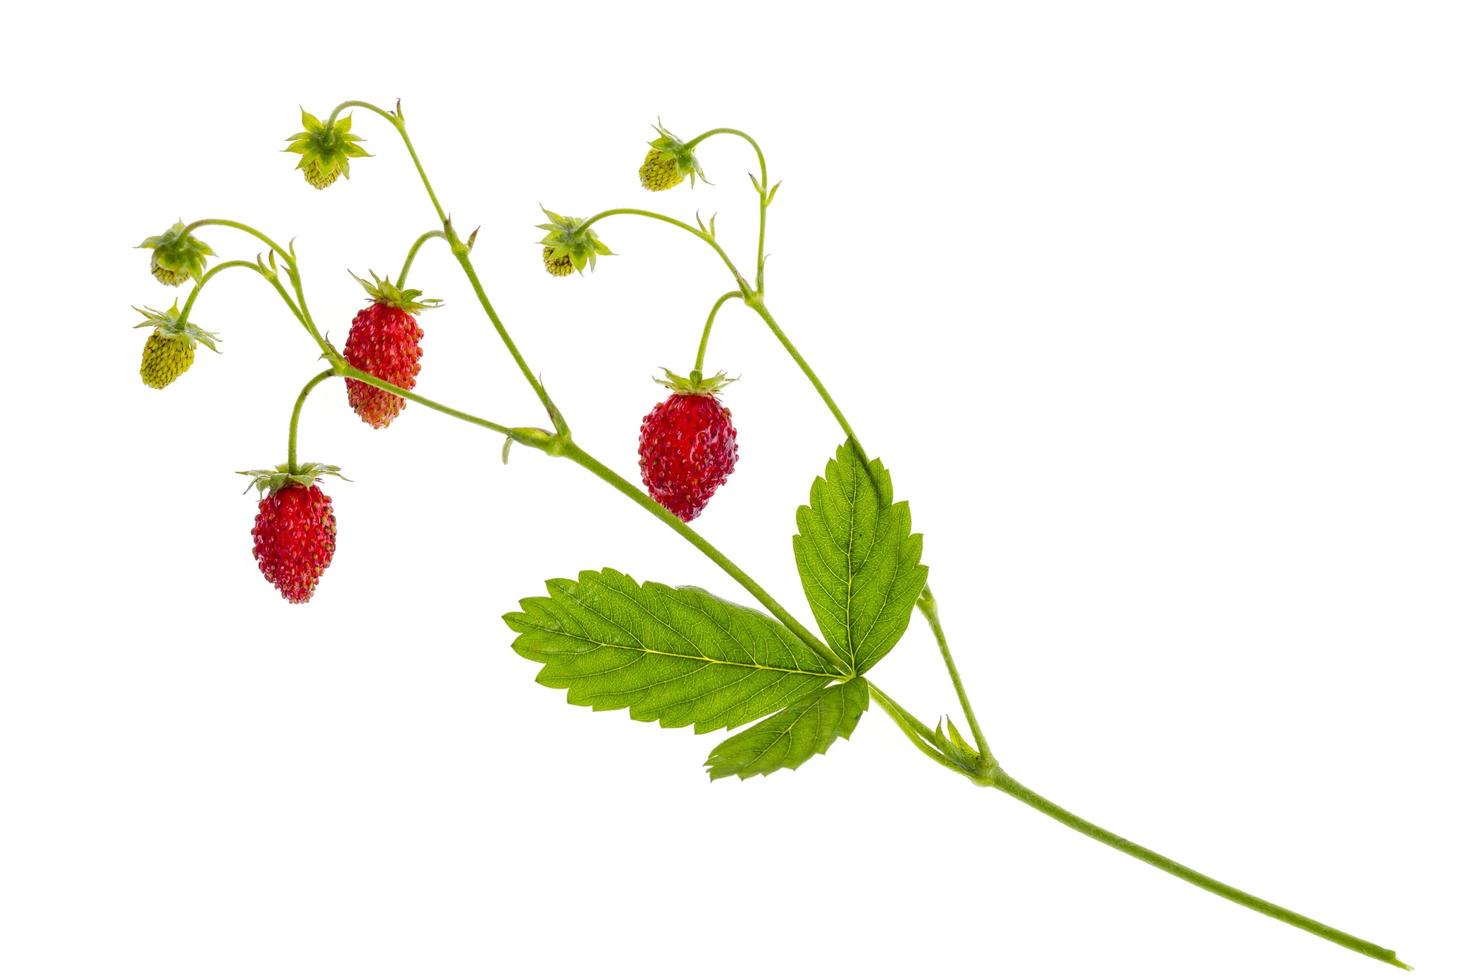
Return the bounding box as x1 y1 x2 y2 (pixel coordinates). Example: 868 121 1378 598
287 370 336 471
989 771 1410 970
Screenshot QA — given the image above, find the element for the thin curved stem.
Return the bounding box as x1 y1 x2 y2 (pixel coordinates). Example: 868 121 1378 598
287 370 335 471
559 441 847 674
748 298 862 450
687 127 770 290
336 365 517 437
178 260 273 321
916 585 991 763
693 291 744 375
575 209 748 286
398 230 446 289
180 219 291 262
990 771 1410 970
867 682 959 774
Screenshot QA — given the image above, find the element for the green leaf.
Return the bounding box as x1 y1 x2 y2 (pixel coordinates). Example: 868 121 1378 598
504 568 848 734
794 443 928 674
705 677 869 780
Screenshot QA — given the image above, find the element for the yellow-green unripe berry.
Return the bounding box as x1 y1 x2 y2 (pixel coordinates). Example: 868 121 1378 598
302 160 340 189
140 332 196 389
543 246 575 277
639 147 684 191
151 259 192 287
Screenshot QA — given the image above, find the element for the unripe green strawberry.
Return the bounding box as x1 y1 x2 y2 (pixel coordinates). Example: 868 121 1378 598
140 332 195 389
542 246 574 277
134 302 221 390
536 208 612 277
138 222 215 285
639 122 704 191
285 109 369 189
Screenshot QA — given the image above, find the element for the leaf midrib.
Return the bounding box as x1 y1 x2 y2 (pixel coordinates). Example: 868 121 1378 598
526 624 844 679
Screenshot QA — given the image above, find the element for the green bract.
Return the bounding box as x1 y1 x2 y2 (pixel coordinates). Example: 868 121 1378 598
535 208 612 276
138 222 215 285
655 367 733 395
133 301 221 351
237 462 347 496
639 122 704 191
285 110 369 189
350 270 441 313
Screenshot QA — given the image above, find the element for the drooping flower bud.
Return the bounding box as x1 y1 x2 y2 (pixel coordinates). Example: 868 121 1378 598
285 110 370 189
536 208 612 277
138 222 215 285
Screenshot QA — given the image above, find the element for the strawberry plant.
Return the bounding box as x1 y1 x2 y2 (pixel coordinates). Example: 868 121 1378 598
132 99 1408 970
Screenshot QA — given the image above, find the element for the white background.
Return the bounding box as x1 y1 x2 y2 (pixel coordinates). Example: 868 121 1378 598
3 2 1476 978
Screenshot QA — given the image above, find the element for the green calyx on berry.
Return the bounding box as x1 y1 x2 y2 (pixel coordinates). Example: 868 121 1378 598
285 110 370 189
134 302 219 389
655 367 735 395
536 208 613 277
639 121 705 191
349 270 441 313
237 461 348 496
138 221 215 285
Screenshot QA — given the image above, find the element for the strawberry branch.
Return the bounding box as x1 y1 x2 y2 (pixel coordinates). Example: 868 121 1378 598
130 100 1411 971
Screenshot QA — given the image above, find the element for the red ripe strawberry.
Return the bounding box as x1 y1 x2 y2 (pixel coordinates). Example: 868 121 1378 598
239 463 345 604
342 272 440 428
638 370 738 522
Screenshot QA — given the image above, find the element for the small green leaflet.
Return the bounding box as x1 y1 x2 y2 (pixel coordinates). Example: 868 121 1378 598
705 677 870 780
504 568 848 734
794 443 928 674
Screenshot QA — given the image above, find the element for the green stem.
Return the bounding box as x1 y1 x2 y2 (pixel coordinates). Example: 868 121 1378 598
866 682 957 770
287 369 335 471
559 441 846 674
916 585 992 763
693 291 744 375
747 298 862 451
398 230 446 288
575 209 748 287
989 771 1410 970
178 260 273 321
687 127 769 290
452 248 565 430
336 365 517 437
180 218 292 262
327 100 447 221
